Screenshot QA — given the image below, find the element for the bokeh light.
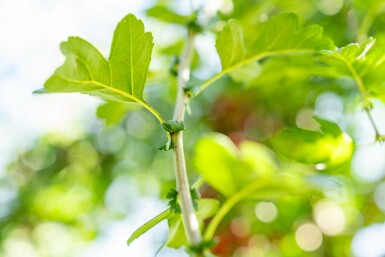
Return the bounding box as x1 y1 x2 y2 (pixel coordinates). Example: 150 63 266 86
255 202 278 223
295 222 323 252
314 200 346 236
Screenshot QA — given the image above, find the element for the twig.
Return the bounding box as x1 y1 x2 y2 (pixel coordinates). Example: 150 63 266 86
172 28 202 246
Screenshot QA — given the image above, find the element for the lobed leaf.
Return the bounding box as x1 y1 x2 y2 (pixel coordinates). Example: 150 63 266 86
215 13 334 70
319 38 376 77
38 14 162 121
320 38 385 101
197 12 334 96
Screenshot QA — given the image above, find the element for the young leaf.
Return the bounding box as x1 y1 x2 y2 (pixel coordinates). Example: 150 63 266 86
127 209 171 246
38 14 163 123
162 120 185 133
166 188 181 213
271 117 353 168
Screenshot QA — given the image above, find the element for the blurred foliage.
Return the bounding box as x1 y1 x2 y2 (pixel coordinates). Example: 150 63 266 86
3 0 385 256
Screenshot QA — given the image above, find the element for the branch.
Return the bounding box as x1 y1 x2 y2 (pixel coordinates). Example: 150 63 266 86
172 29 202 245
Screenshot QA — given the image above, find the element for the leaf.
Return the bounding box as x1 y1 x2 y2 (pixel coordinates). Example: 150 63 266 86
166 199 220 248
203 174 316 240
96 101 133 126
194 134 241 196
291 25 335 51
158 139 174 151
197 13 334 96
239 141 279 177
248 12 299 54
162 120 185 133
316 38 385 116
127 209 171 246
39 14 162 122
247 12 334 56
319 38 385 101
194 133 279 196
109 14 153 100
166 188 181 213
319 38 376 77
166 213 186 248
271 117 353 168
146 5 190 25
216 19 246 69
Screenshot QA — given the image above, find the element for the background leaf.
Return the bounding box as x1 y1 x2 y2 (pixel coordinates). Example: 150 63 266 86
96 101 134 126
271 117 353 168
194 133 279 196
146 5 190 25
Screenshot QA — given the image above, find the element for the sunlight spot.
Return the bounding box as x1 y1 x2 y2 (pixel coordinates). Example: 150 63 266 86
374 182 385 212
255 202 278 223
314 200 346 235
316 0 343 16
230 217 250 237
295 222 323 251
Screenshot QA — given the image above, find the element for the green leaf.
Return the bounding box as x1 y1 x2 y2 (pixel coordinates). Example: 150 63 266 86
271 117 353 168
96 101 133 126
158 138 174 151
319 38 376 77
146 5 190 25
196 13 334 96
194 133 279 196
127 209 171 246
194 134 240 196
166 188 181 213
320 38 385 102
162 120 185 133
291 25 335 51
203 174 316 240
239 141 279 177
39 14 163 122
216 19 246 69
166 213 186 248
246 12 334 56
109 15 153 100
248 12 299 54
187 240 216 254
166 199 220 248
